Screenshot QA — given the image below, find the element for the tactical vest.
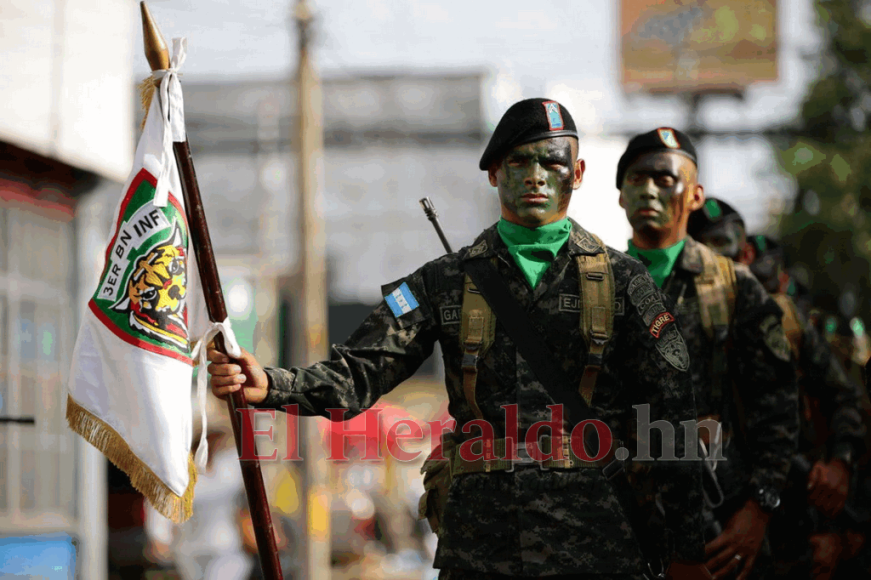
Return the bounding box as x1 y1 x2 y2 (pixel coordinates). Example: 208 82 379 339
460 233 615 415
418 234 615 536
692 244 738 404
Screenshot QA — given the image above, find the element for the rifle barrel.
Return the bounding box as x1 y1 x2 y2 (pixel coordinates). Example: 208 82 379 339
419 197 453 254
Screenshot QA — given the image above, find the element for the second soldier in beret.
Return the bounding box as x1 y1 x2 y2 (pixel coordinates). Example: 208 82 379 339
207 100 709 578
616 128 799 580
686 198 748 262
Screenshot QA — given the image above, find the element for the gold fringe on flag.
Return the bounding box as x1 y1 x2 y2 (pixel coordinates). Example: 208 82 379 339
66 395 197 524
138 75 162 131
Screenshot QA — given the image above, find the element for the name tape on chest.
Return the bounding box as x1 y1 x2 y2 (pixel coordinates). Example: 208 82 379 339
385 282 420 319
440 305 461 325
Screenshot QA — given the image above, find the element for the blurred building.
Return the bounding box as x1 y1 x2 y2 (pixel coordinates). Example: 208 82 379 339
175 70 495 372
0 1 136 579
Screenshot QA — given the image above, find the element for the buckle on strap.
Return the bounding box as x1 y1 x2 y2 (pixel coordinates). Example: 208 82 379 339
462 340 482 371
602 456 625 481
504 441 549 473
461 352 478 371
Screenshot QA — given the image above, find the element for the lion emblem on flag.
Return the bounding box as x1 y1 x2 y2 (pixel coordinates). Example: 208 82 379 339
112 223 189 350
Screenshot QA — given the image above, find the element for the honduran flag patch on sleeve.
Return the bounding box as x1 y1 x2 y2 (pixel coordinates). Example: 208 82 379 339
385 282 420 318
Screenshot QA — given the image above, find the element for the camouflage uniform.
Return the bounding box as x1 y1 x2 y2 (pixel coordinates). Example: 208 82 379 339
255 219 704 576
656 237 798 496
765 294 866 577
783 296 866 466
648 236 798 579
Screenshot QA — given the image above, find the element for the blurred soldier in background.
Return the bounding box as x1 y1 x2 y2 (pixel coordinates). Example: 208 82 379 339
617 131 799 580
208 99 709 579
723 233 867 579
144 426 257 580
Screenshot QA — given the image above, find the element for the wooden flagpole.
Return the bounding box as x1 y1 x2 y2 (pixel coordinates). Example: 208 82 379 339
140 3 284 579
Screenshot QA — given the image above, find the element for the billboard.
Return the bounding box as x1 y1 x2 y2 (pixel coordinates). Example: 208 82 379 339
621 0 777 94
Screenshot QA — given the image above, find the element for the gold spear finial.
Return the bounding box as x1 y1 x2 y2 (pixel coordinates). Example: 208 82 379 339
141 1 170 71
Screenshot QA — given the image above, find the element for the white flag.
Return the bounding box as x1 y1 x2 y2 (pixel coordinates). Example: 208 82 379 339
66 39 231 524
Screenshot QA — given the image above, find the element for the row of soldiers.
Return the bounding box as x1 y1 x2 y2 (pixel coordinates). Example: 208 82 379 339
207 98 870 579
684 195 871 579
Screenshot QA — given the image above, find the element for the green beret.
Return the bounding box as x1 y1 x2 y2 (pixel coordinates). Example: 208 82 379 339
616 127 698 188
479 98 578 171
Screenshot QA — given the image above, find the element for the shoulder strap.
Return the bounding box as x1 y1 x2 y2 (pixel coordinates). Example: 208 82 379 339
577 234 615 405
694 248 737 339
772 293 802 359
460 272 497 420
693 248 738 405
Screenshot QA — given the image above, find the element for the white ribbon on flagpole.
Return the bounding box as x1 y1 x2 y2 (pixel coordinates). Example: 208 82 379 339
191 318 242 472
153 37 188 208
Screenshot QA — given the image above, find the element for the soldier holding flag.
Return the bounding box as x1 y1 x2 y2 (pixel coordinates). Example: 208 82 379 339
209 99 710 579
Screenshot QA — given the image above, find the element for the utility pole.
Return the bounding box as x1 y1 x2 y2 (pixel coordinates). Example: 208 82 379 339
292 1 331 578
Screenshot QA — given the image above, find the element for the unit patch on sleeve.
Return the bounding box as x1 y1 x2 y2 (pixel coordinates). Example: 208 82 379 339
628 274 689 371
655 325 690 372
385 282 420 319
649 311 675 339
760 314 792 362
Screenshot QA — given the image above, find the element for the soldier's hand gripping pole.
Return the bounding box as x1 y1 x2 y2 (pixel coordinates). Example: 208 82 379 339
420 197 454 254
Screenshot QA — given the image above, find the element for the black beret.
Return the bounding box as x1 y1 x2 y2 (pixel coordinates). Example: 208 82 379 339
616 127 698 188
479 98 578 171
686 197 745 238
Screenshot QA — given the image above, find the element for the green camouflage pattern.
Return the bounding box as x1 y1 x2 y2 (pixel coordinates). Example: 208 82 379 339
657 236 799 502
256 219 704 575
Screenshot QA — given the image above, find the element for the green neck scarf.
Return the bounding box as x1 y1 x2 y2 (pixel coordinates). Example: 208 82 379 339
497 218 572 289
627 238 686 288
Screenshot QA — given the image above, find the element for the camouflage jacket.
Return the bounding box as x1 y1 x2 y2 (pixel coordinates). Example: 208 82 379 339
780 294 866 461
256 219 704 575
657 237 799 503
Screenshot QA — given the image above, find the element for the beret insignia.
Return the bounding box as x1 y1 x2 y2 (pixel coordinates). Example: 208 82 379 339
543 101 565 131
657 128 680 149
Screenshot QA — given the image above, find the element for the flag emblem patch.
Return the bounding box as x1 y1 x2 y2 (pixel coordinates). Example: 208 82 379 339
657 128 680 149
543 101 565 131
386 282 420 318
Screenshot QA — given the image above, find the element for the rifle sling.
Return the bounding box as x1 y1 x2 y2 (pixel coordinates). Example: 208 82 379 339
463 258 664 568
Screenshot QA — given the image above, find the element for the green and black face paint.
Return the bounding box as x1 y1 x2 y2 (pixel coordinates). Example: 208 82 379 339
495 137 576 227
620 151 692 234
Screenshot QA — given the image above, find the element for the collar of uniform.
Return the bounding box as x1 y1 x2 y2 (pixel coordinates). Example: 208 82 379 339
461 217 604 262
674 236 705 274
564 217 606 256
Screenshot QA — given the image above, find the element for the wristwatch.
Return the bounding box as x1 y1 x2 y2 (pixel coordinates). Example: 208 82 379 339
831 443 855 473
753 486 781 514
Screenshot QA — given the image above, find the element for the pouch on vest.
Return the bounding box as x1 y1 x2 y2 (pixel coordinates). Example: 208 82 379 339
417 436 456 536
